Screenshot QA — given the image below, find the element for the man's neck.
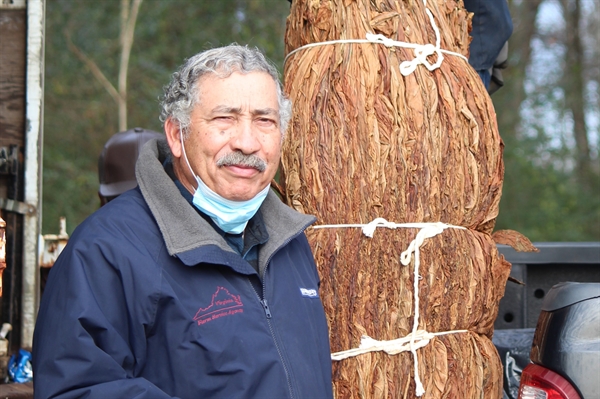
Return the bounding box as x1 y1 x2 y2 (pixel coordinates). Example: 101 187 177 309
171 158 196 195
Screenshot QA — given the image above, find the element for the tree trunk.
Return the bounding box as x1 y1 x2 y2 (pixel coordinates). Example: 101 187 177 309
65 0 142 133
494 0 543 143
560 0 593 186
118 0 143 132
491 0 543 232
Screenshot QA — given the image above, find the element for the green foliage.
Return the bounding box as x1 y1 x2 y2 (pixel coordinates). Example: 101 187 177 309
42 0 291 234
492 0 599 242
43 0 599 242
495 130 600 241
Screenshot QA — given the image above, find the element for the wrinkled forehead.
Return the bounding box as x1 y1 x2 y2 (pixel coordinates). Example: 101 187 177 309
195 71 278 104
196 67 275 87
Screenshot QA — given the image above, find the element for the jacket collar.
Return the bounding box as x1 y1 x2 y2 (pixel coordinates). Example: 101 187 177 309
135 138 316 267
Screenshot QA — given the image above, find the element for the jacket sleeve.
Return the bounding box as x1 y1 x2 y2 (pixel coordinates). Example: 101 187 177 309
32 224 174 399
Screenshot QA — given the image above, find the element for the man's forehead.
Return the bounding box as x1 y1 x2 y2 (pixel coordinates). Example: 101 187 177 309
197 69 275 86
195 72 279 113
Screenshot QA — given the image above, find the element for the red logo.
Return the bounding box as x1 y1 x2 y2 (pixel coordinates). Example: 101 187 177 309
193 286 244 326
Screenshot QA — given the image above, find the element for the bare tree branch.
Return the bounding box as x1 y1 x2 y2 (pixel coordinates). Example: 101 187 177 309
63 0 142 133
64 29 122 106
117 0 143 131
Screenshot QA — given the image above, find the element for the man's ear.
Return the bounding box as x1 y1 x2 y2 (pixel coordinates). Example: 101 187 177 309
165 117 183 158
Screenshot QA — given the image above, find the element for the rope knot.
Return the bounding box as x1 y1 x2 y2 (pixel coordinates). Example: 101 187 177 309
365 33 396 48
400 43 443 76
361 217 396 237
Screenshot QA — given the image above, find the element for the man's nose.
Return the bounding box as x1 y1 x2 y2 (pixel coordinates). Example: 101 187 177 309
231 119 261 154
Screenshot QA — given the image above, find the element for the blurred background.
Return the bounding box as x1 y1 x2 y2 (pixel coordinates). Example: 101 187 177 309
42 0 599 242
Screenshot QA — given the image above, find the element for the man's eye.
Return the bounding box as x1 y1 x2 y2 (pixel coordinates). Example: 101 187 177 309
257 118 276 125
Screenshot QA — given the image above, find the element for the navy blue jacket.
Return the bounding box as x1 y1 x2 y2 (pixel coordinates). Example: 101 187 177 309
464 0 513 91
464 0 513 72
33 139 333 399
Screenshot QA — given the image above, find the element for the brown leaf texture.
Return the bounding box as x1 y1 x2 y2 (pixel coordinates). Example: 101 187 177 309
304 226 510 398
330 332 503 399
283 0 503 232
492 229 540 252
282 0 518 397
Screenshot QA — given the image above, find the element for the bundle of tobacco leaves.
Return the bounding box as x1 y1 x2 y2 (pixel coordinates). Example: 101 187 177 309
308 226 510 398
282 0 502 233
281 0 521 397
332 330 503 398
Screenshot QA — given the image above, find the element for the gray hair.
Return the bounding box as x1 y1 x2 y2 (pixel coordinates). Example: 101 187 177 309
159 44 292 138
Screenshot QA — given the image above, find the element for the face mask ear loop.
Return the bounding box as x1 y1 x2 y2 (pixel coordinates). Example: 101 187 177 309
179 127 200 189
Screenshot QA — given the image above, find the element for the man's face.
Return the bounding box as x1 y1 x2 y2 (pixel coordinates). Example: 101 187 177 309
182 71 282 201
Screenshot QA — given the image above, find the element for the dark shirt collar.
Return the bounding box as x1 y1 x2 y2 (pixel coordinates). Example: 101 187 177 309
163 158 269 258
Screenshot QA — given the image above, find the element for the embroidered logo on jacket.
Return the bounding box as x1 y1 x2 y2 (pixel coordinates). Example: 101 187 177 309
193 286 244 326
300 287 319 298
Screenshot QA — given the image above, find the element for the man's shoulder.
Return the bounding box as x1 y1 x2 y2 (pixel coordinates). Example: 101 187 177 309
91 188 152 226
69 189 161 254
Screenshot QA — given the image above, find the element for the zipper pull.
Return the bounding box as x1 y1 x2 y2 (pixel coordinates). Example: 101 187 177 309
261 299 272 319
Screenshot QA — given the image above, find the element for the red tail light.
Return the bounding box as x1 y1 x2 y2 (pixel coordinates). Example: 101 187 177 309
518 364 582 399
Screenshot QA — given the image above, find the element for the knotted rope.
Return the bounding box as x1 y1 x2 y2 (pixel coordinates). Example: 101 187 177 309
284 0 468 76
314 218 468 396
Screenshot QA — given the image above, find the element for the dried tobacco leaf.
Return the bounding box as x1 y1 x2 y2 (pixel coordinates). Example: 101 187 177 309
282 0 510 397
331 332 502 399
492 229 539 252
282 0 503 232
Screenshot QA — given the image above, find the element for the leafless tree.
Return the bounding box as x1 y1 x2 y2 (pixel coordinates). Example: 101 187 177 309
559 0 594 185
65 0 143 132
495 0 544 140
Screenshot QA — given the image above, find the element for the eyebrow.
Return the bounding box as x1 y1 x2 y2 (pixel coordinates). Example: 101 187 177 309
211 105 241 115
211 105 278 117
252 108 278 117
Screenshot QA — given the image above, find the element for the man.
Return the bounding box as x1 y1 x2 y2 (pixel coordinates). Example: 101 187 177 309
98 127 164 206
33 44 334 399
463 0 513 94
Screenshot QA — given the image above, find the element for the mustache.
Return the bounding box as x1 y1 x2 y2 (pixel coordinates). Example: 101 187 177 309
216 151 267 172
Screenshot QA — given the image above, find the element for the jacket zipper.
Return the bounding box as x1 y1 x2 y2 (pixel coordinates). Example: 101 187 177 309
260 298 272 318
249 266 295 399
251 223 312 398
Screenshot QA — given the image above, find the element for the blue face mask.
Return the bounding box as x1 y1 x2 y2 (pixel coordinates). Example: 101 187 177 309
180 131 269 234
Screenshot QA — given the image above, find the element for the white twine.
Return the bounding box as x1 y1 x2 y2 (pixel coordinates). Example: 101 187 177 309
330 329 467 361
293 1 470 393
316 218 466 396
284 0 467 76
